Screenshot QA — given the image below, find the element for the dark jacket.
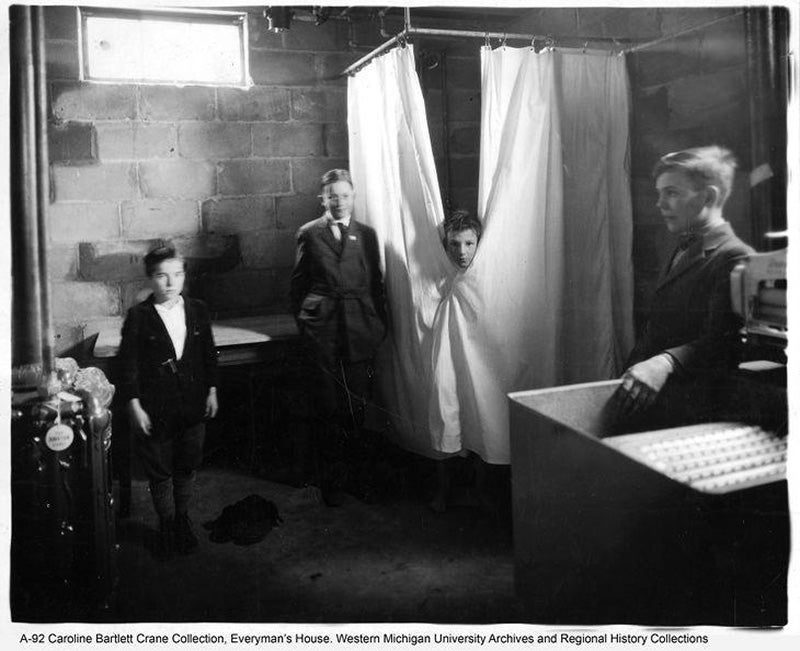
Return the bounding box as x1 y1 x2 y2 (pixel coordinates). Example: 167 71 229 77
119 295 218 429
289 216 387 364
628 221 754 373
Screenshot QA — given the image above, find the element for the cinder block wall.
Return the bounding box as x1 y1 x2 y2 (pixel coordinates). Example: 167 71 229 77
626 8 756 324
42 6 767 356
406 6 762 328
417 39 482 215
44 7 362 356
513 6 761 330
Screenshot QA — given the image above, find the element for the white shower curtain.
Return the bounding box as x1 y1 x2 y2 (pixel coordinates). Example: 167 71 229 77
348 46 451 458
557 50 635 383
428 48 564 463
348 45 633 464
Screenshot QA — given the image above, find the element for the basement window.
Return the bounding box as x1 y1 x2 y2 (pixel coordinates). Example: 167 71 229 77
78 7 251 88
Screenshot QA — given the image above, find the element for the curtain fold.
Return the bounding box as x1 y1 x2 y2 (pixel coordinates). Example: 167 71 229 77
557 51 635 383
428 47 564 463
348 45 634 465
348 46 452 458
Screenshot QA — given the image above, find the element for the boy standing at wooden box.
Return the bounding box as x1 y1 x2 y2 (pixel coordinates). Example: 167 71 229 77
614 146 754 419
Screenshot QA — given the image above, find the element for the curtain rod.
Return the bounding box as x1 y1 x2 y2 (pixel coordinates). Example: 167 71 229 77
342 7 750 75
625 10 746 54
410 25 632 49
340 26 630 76
341 31 406 76
341 6 637 76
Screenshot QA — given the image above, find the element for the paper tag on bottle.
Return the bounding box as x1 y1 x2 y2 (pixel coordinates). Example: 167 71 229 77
45 424 74 452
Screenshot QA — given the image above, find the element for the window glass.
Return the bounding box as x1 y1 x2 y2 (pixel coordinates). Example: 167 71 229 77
80 8 250 87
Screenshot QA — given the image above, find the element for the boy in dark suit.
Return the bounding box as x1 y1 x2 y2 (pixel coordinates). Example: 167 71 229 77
290 169 387 504
119 244 218 556
614 146 754 418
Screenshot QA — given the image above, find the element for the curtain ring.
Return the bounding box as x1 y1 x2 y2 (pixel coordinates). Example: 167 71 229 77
582 40 588 54
484 33 490 48
502 32 507 48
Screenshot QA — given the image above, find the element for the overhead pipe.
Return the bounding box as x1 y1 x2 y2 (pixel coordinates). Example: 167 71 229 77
626 10 745 53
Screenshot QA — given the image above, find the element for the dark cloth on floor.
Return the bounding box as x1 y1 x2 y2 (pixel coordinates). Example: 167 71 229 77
203 495 283 545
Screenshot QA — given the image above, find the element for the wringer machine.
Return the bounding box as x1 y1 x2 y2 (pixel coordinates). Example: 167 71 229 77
10 6 118 620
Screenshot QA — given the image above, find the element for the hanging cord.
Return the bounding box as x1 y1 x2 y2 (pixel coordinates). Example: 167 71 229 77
316 356 442 435
626 10 746 54
338 359 357 425
316 358 442 437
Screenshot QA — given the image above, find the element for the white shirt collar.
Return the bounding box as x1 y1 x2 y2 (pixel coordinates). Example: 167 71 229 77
153 295 186 360
154 295 185 312
325 211 351 228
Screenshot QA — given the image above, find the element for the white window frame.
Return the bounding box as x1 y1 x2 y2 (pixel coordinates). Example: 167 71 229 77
77 6 251 88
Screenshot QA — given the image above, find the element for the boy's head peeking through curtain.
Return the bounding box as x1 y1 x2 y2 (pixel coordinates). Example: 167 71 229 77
442 210 481 270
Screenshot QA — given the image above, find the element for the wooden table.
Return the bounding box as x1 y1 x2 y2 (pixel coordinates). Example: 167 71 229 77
92 314 299 364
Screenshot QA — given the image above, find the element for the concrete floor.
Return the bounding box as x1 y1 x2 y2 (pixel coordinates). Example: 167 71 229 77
106 461 524 623
116 386 526 623
10 377 526 625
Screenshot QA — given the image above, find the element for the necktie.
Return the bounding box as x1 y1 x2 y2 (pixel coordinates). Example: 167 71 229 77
677 232 698 251
670 234 698 270
334 222 349 247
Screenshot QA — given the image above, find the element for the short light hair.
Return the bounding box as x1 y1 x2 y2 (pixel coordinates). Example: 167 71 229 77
652 146 737 207
443 210 482 241
319 168 353 193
